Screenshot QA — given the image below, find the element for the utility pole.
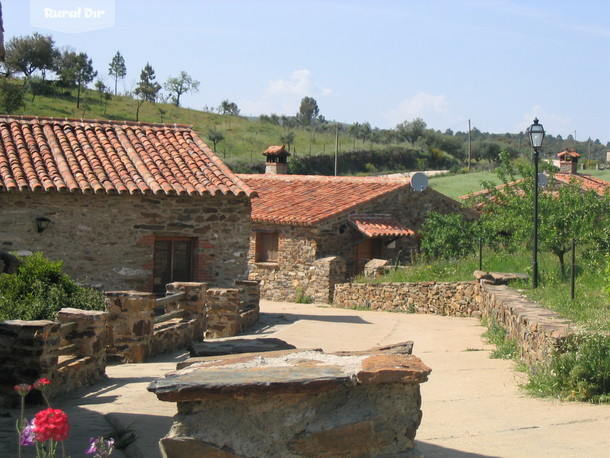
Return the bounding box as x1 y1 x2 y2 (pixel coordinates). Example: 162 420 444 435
334 123 339 176
467 119 472 172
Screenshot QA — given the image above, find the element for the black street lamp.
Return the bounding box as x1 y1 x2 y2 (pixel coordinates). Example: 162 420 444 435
528 118 545 288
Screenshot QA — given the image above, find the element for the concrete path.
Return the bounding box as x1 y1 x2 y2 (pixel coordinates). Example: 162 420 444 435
2 300 610 457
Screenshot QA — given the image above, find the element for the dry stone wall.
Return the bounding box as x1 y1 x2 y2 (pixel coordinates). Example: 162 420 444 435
334 280 581 366
333 281 481 317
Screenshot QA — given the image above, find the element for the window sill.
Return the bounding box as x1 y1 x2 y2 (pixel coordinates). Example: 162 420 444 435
254 262 279 269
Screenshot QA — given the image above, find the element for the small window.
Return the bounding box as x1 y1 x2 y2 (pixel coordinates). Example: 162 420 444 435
255 232 279 262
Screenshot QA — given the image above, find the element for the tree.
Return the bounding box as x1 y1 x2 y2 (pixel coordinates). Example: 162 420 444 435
207 128 224 153
4 33 57 79
134 63 161 120
396 118 427 144
421 212 477 260
0 79 25 113
219 99 240 116
94 79 112 114
280 131 295 150
54 49 97 108
164 71 199 107
477 152 610 278
297 96 319 127
108 51 126 95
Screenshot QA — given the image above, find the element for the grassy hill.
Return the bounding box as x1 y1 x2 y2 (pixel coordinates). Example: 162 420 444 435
14 86 391 171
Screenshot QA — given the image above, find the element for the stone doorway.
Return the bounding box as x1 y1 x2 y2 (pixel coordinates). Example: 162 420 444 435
153 238 193 295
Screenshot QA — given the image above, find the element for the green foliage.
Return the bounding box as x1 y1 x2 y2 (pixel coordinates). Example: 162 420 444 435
481 317 519 359
295 288 313 304
207 128 224 153
4 32 57 78
0 253 105 321
0 78 25 113
108 50 127 95
526 333 610 403
164 71 200 107
420 212 477 260
297 96 320 127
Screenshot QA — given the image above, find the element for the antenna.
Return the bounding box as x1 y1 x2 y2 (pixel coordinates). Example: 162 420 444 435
410 172 428 192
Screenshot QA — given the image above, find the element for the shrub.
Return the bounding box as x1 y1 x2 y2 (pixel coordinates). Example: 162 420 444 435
526 333 610 403
0 252 106 321
294 288 313 304
420 212 476 260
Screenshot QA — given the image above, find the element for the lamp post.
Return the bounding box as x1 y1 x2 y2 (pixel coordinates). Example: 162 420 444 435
528 118 545 288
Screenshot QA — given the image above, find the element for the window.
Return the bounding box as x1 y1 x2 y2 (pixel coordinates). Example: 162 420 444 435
153 238 193 295
255 232 279 262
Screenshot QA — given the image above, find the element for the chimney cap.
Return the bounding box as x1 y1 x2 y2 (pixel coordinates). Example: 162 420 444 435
263 145 291 157
558 149 580 159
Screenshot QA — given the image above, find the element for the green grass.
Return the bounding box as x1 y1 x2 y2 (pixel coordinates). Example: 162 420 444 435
428 171 506 200
15 87 404 171
481 316 519 360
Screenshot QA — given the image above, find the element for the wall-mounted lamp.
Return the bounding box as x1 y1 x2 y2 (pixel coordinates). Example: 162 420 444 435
36 217 51 233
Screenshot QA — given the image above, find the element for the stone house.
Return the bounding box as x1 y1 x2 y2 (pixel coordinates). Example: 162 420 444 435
0 116 255 293
239 164 473 303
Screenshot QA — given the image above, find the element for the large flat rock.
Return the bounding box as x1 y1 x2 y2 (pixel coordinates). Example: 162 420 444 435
189 337 296 357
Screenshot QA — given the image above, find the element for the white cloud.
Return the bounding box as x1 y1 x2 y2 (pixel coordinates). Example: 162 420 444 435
384 92 450 127
239 70 332 116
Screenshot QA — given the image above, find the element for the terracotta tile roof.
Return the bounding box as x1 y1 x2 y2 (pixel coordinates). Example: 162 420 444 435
349 214 415 237
263 145 290 156
558 149 580 158
0 116 255 197
238 174 412 226
554 173 609 196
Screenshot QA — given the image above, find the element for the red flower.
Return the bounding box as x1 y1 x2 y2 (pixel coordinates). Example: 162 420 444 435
33 408 70 442
14 384 32 396
33 378 51 390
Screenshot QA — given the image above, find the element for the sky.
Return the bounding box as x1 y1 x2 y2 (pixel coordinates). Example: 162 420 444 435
4 0 610 144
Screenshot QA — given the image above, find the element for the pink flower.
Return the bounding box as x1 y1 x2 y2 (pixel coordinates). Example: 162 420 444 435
33 408 70 442
14 384 32 397
33 378 51 390
20 419 36 446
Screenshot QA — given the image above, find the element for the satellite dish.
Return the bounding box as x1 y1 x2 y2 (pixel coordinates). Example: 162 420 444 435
538 173 548 188
410 172 429 192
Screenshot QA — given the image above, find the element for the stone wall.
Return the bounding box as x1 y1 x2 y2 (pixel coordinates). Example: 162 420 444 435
478 283 577 365
333 281 482 317
204 288 240 338
333 280 580 366
0 191 251 291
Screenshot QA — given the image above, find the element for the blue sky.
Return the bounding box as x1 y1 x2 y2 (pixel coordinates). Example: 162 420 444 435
5 0 610 143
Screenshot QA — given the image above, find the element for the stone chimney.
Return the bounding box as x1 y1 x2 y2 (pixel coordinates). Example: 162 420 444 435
263 145 290 174
558 149 580 174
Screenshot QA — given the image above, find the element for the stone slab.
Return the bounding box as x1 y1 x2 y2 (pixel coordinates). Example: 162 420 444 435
189 337 296 357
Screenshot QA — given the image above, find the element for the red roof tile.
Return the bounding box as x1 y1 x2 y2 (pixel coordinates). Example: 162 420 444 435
263 145 290 156
0 116 255 197
554 173 609 196
349 214 415 237
238 174 412 225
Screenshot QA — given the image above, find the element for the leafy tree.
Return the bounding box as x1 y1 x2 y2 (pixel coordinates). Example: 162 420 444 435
219 99 240 116
94 78 112 114
476 152 610 278
134 62 161 120
0 79 24 113
280 131 295 150
54 49 97 108
4 33 57 79
164 71 199 107
296 96 319 126
396 118 427 144
108 50 126 95
420 212 477 259
207 128 224 153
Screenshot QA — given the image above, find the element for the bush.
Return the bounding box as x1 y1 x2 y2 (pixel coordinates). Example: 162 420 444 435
420 212 477 260
0 253 106 321
526 333 610 403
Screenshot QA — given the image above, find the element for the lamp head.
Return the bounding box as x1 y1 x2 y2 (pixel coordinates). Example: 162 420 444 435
528 118 545 149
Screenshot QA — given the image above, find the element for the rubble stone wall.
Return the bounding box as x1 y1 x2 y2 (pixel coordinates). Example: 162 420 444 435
333 281 482 317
